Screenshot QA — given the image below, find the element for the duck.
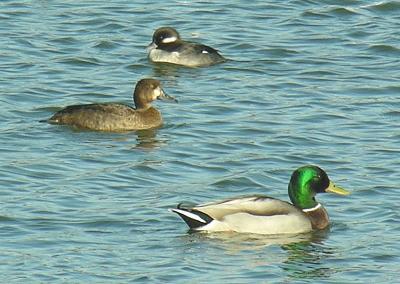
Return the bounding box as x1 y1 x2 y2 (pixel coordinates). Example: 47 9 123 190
45 78 177 131
171 165 350 235
147 27 226 67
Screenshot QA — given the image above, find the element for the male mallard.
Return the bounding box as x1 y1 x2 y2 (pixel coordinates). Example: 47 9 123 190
171 165 350 235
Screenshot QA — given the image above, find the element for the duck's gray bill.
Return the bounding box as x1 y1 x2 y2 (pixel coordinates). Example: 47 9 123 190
164 93 178 103
159 90 178 103
146 42 157 52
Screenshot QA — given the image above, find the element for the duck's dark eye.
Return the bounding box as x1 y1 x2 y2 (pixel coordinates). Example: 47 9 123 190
311 174 329 193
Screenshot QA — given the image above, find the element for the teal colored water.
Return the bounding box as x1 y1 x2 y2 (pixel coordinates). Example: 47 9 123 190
1 0 399 282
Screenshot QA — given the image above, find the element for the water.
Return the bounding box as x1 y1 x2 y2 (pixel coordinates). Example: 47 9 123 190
1 0 399 282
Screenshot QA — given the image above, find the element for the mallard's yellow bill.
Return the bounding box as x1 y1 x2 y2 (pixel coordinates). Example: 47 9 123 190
326 181 350 195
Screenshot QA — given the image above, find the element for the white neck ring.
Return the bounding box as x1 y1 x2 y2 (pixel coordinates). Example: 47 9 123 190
302 203 322 212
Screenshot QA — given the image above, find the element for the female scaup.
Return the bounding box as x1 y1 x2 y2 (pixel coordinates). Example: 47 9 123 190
45 79 176 131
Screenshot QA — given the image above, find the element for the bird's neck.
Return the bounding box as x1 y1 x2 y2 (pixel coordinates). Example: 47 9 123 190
288 184 318 210
302 204 329 230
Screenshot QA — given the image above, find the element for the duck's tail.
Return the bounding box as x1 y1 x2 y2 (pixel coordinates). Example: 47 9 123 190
170 203 213 229
39 114 60 124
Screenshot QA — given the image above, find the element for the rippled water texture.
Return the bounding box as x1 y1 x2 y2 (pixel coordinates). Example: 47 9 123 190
1 0 399 283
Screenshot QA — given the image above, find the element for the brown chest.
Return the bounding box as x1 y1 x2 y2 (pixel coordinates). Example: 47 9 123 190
304 206 330 230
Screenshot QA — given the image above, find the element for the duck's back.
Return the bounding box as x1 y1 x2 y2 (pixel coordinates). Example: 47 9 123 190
193 195 313 234
150 41 225 67
195 195 303 219
49 103 162 131
180 42 225 66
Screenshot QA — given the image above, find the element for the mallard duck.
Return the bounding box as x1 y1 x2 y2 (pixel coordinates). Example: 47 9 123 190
171 165 350 235
45 79 177 131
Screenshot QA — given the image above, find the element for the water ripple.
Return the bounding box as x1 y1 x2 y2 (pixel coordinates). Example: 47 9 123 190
1 0 400 282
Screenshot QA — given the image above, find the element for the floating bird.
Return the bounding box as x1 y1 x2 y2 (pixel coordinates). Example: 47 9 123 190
147 27 226 67
171 165 349 235
45 79 176 131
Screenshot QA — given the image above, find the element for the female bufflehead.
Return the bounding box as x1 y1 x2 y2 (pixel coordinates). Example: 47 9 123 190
147 27 226 67
45 79 176 131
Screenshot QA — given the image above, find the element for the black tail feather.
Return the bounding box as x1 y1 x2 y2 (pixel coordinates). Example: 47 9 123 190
172 207 213 229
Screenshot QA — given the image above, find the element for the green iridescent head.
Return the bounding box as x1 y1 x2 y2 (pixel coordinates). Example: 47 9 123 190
288 165 349 210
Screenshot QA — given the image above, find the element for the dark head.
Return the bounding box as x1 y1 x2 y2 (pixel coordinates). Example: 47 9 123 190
151 27 181 46
288 165 349 210
133 79 176 109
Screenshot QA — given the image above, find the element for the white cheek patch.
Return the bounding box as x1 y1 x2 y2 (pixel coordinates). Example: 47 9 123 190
153 86 161 99
202 50 209 54
162 36 177 43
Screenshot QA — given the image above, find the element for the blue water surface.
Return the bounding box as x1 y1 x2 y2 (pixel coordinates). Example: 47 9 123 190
1 0 399 283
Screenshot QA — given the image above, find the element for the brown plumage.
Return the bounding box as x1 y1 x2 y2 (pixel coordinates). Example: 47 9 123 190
304 206 330 230
46 79 176 131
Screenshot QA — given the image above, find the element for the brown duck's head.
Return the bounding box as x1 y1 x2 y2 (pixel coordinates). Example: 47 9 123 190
133 78 177 109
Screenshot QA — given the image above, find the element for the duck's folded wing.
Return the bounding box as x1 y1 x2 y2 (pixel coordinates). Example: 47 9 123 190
194 195 302 220
169 41 219 56
191 43 220 55
172 196 312 234
49 104 136 124
63 104 135 116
